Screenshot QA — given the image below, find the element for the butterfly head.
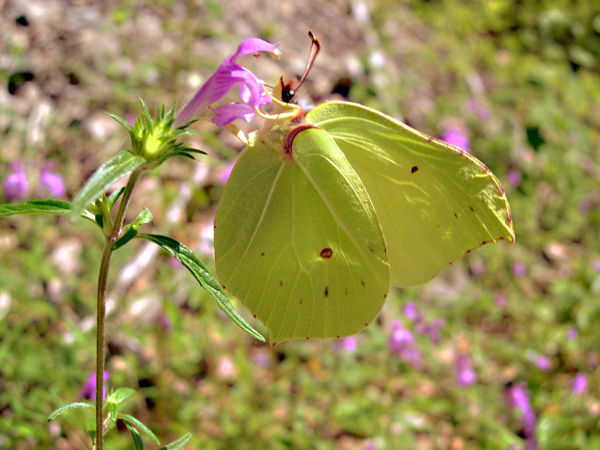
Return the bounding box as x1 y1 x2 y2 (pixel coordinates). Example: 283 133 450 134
278 31 320 104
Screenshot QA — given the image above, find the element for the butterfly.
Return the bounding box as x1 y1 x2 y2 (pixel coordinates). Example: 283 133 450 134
214 33 514 344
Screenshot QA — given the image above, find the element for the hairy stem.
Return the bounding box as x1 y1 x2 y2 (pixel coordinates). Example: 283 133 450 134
95 168 143 450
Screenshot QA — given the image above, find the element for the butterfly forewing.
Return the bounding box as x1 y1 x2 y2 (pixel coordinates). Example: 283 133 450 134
307 101 514 286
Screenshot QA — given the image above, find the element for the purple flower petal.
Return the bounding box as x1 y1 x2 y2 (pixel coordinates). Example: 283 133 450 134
212 102 256 127
573 373 587 395
505 382 536 440
507 168 522 187
494 294 506 307
175 38 279 126
567 327 578 340
40 169 65 197
3 162 28 201
158 314 172 332
527 352 550 372
442 127 470 153
388 320 420 364
342 336 357 353
402 301 419 322
230 38 280 62
513 262 526 277
80 371 110 401
456 354 476 386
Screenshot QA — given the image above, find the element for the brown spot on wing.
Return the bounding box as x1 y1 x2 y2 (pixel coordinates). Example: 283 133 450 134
320 248 333 258
411 166 419 173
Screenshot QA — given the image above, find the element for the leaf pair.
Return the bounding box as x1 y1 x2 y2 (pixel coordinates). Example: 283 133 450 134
48 397 192 449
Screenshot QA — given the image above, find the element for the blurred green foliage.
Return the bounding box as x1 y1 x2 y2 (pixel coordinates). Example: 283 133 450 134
1 0 599 448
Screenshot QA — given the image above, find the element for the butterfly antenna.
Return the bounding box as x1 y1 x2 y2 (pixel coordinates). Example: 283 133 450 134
293 31 321 98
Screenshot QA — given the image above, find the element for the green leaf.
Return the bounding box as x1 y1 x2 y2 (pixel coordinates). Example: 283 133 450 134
107 187 126 210
0 199 71 217
0 198 96 223
182 148 206 154
107 112 135 136
129 208 153 229
112 228 138 250
126 423 145 450
118 413 160 445
48 402 94 422
112 208 153 250
159 432 192 450
137 233 265 342
107 387 136 408
0 199 94 222
71 150 145 218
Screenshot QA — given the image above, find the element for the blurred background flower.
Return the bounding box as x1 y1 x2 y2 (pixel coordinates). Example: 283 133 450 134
40 163 65 197
80 372 110 401
3 162 28 201
441 126 470 153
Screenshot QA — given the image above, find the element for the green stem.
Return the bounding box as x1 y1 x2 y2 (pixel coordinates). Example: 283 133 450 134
95 168 143 450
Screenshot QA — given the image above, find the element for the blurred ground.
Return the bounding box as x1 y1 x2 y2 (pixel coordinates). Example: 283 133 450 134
1 0 600 449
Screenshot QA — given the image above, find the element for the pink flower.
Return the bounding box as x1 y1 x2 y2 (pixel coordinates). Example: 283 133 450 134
527 352 550 372
415 318 444 344
388 320 420 365
455 354 476 386
441 127 470 153
573 373 587 395
341 336 357 353
505 382 536 447
175 38 280 127
513 262 526 277
567 327 578 340
40 164 65 197
402 301 421 322
507 168 522 187
80 371 109 401
494 294 507 307
3 162 28 200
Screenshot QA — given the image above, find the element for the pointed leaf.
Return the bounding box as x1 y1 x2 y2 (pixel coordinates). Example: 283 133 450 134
118 413 160 445
112 208 153 250
126 423 145 450
182 148 206 154
71 151 145 218
107 187 126 210
107 112 135 135
0 199 94 222
107 387 136 408
48 402 94 422
112 227 138 251
130 208 153 229
159 432 192 450
137 233 265 342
